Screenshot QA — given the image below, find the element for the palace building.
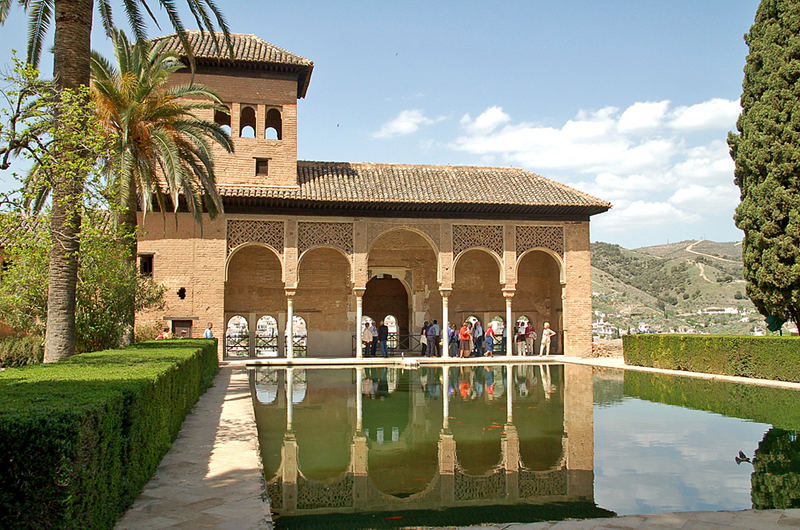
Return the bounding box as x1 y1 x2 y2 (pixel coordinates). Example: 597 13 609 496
137 32 611 359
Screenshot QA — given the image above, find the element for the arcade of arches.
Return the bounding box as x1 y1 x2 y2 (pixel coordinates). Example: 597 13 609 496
137 215 592 359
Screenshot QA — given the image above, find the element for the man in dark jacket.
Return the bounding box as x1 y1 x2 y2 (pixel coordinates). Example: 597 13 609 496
378 320 390 358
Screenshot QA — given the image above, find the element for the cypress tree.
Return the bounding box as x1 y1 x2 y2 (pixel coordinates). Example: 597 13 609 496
729 0 800 328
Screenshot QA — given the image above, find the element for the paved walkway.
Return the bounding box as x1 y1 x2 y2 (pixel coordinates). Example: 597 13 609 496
116 359 800 529
116 366 269 529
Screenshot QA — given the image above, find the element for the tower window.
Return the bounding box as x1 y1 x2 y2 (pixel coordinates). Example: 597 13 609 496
265 108 282 140
214 106 231 136
255 158 269 176
139 254 153 276
240 106 256 138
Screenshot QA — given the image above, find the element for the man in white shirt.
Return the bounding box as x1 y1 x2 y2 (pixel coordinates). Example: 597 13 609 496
203 322 214 339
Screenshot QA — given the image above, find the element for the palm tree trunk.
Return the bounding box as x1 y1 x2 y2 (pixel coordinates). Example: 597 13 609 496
120 186 138 345
43 0 93 362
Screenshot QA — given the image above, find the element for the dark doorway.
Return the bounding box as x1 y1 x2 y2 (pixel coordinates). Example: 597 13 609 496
363 276 409 339
171 319 194 338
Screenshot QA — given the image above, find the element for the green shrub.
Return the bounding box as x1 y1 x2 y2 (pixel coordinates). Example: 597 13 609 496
623 334 800 382
0 339 218 529
0 336 43 367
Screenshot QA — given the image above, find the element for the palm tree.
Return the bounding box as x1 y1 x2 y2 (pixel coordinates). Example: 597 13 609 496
0 0 230 362
90 29 233 343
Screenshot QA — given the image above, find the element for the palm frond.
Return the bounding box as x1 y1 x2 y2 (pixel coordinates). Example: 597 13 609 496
26 0 52 69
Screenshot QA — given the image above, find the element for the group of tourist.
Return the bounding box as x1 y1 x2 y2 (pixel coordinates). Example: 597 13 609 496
363 320 391 358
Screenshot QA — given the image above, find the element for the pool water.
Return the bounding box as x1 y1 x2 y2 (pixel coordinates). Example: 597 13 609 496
249 364 800 528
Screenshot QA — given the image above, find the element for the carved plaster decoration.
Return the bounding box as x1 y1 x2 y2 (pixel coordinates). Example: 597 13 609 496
298 221 354 256
227 219 284 256
452 224 503 258
366 222 440 252
515 225 564 258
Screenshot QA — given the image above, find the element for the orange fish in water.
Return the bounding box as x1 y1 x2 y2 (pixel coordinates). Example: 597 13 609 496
383 515 403 520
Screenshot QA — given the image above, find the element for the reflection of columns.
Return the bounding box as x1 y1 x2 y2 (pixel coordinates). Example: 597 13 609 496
506 364 514 423
355 289 365 358
351 433 369 507
442 366 450 429
438 430 456 504
502 424 520 501
356 368 363 432
281 433 298 512
285 290 295 359
286 368 294 430
564 364 595 500
503 289 515 355
440 288 451 358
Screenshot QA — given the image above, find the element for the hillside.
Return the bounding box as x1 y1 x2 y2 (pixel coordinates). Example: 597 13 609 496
591 240 759 334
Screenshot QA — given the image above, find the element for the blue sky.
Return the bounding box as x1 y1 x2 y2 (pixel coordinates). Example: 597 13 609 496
0 1 761 248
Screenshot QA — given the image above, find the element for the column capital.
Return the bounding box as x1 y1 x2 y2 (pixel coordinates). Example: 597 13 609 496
284 289 296 298
502 287 516 299
353 287 366 297
439 287 453 297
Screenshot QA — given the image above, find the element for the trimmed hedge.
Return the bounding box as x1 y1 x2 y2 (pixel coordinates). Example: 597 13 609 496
0 339 218 529
623 334 800 382
0 335 44 367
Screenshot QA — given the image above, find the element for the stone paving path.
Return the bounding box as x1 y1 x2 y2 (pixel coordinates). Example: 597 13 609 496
116 366 269 529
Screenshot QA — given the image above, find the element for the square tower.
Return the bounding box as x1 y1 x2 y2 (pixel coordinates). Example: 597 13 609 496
157 31 314 188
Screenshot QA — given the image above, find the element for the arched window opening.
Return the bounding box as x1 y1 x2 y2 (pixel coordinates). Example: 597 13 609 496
290 315 308 357
214 106 231 136
239 106 256 138
225 315 249 358
490 316 505 353
265 108 282 140
361 315 375 326
384 315 398 349
255 315 279 357
465 315 481 327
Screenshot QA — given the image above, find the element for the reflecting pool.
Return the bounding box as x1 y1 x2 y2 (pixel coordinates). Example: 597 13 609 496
249 364 800 528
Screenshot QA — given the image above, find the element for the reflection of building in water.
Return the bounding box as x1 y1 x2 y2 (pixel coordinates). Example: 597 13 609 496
250 364 595 518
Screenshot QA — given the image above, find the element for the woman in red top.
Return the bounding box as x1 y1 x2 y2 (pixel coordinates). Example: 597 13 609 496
459 322 472 358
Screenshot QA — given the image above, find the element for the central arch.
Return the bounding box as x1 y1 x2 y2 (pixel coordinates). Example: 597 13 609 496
363 276 409 342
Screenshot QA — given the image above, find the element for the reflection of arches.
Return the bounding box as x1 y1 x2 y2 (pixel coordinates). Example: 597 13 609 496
517 365 565 471
254 368 279 404
240 105 256 137
256 315 279 357
225 315 249 357
265 108 282 140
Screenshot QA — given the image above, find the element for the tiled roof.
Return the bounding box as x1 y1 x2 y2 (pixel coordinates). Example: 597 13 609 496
153 32 314 97
218 161 611 217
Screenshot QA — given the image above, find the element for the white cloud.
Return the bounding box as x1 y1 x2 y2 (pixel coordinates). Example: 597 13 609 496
594 200 701 232
669 98 740 131
460 106 510 135
618 100 670 133
668 184 739 211
373 109 440 138
668 140 735 186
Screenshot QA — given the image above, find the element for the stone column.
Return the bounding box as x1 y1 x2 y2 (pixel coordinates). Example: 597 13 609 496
506 364 514 423
440 288 451 358
503 289 515 355
442 366 450 429
285 290 295 360
355 288 365 358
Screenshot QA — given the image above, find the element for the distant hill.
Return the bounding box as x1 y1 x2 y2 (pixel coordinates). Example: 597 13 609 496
591 239 758 334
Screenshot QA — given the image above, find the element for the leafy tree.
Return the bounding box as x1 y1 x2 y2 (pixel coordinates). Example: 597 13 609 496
0 0 230 361
89 30 232 342
729 0 800 329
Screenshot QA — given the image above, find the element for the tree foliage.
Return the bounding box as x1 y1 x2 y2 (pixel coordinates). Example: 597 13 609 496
729 0 800 328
